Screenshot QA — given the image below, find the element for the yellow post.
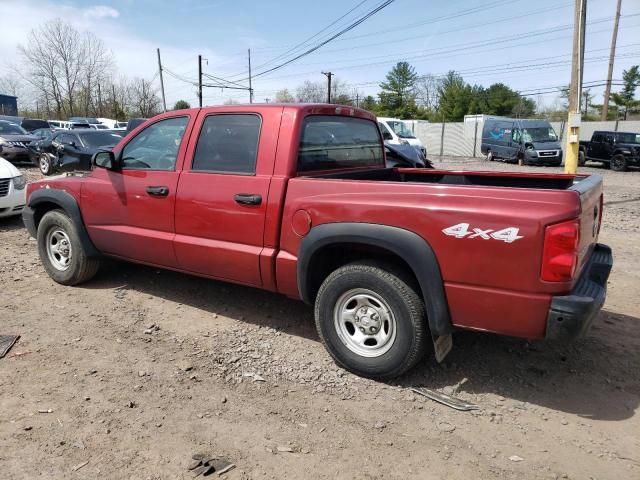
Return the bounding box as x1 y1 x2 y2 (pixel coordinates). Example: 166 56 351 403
565 113 581 174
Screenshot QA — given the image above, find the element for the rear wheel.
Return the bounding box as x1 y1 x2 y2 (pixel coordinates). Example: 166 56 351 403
314 262 428 379
611 154 627 172
39 153 54 176
37 209 101 285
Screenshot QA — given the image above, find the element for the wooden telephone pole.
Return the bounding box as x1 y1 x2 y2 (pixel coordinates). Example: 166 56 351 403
565 0 587 174
322 71 333 103
157 48 167 112
601 0 622 120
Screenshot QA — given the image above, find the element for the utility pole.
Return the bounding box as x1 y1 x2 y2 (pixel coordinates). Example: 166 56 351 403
602 0 621 120
565 0 587 174
356 92 360 108
97 83 102 117
248 49 254 104
112 84 117 120
322 71 333 103
157 48 167 112
198 54 203 108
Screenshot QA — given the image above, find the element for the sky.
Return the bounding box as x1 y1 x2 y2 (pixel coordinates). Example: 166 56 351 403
1 0 639 111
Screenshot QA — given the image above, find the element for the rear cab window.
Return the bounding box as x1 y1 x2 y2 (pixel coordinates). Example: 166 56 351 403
297 115 383 173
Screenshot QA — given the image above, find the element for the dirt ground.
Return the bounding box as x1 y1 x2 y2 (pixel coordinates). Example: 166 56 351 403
1 158 639 480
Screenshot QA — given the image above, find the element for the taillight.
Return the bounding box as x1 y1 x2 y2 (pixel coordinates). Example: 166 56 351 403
541 219 580 282
597 193 603 235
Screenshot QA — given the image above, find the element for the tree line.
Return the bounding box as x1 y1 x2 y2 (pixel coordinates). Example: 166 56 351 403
2 19 637 122
0 19 161 120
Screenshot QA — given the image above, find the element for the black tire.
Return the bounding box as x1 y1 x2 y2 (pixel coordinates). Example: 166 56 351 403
39 153 54 176
610 154 627 172
578 150 586 167
37 209 100 285
314 262 428 379
486 150 494 162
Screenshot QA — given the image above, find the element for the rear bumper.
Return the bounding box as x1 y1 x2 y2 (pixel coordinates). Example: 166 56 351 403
545 243 613 340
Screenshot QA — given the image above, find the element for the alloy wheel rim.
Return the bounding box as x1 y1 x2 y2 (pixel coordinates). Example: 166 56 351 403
40 154 50 172
46 229 72 271
333 288 397 358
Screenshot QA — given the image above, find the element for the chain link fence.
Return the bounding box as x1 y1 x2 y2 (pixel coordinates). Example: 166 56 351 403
405 119 640 158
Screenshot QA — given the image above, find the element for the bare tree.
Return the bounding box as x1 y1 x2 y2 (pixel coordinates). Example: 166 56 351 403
414 74 442 110
127 78 161 117
296 80 325 103
18 19 113 119
275 88 295 103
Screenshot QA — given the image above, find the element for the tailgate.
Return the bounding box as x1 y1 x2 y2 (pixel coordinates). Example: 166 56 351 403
570 175 604 277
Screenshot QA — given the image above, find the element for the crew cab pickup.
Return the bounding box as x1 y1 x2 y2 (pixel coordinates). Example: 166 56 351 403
22 104 613 379
579 130 640 171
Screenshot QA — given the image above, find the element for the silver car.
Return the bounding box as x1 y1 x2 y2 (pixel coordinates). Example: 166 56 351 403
0 120 37 165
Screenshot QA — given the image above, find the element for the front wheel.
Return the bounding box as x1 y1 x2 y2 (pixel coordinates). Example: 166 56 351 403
578 150 586 167
611 154 627 172
486 150 494 162
37 209 101 285
314 262 428 379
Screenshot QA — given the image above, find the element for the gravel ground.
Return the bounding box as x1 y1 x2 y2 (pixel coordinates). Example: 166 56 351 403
1 159 638 479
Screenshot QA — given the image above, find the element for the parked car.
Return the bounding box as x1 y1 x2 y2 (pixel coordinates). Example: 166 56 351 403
114 121 128 130
0 115 50 132
0 157 26 218
579 131 640 171
481 117 562 165
378 117 427 157
0 120 38 165
70 122 92 129
22 104 612 379
385 143 432 168
69 116 101 126
48 120 71 129
89 124 110 130
126 118 147 132
35 129 123 175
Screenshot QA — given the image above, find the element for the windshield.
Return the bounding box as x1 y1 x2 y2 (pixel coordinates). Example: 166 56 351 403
521 127 557 143
0 121 28 135
79 132 123 148
616 132 640 144
386 120 415 139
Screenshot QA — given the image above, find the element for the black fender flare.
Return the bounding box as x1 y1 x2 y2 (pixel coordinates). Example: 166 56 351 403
23 188 100 257
297 222 453 336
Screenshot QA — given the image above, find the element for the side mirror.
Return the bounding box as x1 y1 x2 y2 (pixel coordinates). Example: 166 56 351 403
93 150 118 170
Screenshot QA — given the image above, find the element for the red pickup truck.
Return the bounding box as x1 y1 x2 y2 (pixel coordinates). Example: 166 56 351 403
23 104 613 379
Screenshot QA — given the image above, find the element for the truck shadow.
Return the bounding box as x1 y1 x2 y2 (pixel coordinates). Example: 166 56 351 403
399 309 640 421
84 261 639 421
0 215 25 232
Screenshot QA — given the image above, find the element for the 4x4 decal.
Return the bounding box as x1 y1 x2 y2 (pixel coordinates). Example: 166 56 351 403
442 223 523 243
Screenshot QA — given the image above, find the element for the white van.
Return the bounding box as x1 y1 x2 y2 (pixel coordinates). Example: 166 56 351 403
377 117 426 158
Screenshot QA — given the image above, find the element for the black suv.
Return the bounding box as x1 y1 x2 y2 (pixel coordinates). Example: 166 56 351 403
579 131 640 171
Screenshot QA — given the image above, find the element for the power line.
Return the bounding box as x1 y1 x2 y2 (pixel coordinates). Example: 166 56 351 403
240 0 396 81
252 0 370 72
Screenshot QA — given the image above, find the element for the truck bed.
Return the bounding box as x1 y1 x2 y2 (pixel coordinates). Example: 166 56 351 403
311 167 587 190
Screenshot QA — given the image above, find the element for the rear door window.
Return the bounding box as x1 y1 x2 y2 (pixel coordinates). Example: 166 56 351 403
191 114 261 174
298 116 383 172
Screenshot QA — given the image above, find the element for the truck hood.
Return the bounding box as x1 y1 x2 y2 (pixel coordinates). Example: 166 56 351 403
0 158 21 179
531 141 561 151
404 137 424 147
0 134 37 143
616 143 640 155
